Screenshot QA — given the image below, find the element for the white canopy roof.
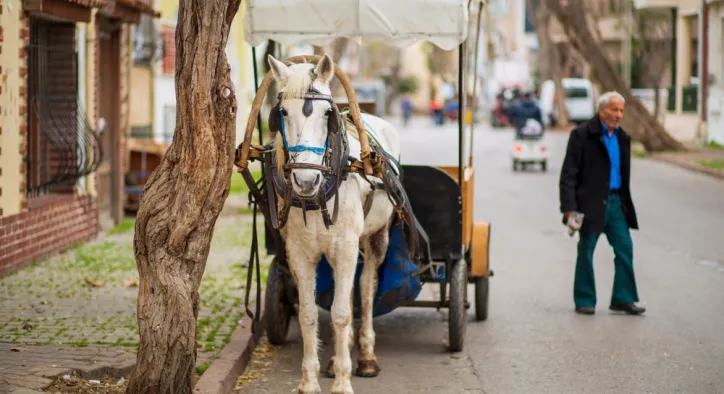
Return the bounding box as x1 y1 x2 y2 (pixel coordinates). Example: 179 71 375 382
243 0 480 51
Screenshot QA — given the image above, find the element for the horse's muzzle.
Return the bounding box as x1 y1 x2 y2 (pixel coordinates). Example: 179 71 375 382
292 171 322 197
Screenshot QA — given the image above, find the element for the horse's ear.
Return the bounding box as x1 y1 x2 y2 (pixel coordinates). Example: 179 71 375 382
314 54 334 85
268 54 289 87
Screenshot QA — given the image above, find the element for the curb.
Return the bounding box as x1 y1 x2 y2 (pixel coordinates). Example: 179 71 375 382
650 155 724 181
193 297 265 394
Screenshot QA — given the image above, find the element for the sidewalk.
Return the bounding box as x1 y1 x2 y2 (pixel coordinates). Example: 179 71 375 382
649 143 724 181
0 174 264 393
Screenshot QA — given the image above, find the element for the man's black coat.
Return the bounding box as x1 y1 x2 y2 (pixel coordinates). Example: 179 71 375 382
559 115 639 233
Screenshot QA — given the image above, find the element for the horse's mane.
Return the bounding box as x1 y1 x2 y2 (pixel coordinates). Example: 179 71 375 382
281 64 314 101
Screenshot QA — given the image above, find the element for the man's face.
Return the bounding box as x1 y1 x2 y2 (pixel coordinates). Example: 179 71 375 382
598 97 625 130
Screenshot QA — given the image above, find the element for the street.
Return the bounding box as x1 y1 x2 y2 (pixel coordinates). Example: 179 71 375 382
234 117 724 394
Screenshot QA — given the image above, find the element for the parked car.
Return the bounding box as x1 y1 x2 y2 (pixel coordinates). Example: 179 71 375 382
539 78 597 126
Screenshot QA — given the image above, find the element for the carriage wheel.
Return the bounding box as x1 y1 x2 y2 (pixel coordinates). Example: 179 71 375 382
448 258 467 352
474 276 489 321
265 258 293 346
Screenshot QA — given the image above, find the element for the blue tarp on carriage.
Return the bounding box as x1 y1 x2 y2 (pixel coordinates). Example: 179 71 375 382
315 222 422 318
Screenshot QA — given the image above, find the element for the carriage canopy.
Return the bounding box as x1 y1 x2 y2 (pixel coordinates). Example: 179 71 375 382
243 0 483 51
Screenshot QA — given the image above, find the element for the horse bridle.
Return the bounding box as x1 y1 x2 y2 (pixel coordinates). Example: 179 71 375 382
266 88 349 229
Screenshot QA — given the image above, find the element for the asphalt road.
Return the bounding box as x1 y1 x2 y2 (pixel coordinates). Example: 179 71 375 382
234 116 724 394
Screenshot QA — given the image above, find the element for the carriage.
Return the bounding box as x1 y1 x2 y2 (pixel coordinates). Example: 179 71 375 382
234 0 493 376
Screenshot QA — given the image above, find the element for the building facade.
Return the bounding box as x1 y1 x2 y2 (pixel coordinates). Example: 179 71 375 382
705 0 724 143
0 0 158 275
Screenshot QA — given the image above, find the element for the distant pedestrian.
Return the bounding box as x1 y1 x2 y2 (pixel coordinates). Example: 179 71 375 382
559 91 645 316
401 96 412 127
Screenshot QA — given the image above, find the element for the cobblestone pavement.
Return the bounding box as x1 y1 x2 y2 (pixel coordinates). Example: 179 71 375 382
0 191 264 392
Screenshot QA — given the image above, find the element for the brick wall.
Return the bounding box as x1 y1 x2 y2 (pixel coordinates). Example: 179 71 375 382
0 194 98 277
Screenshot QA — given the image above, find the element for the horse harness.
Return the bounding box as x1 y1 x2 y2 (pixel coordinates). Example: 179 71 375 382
236 88 430 335
241 86 426 259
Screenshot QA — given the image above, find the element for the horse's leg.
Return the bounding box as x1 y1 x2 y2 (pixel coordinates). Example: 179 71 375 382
357 226 388 377
291 257 322 394
326 295 355 379
328 237 358 394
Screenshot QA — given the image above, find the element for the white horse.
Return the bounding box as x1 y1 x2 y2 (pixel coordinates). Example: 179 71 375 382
267 53 400 394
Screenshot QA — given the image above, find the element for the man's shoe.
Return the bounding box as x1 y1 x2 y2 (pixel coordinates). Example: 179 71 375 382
609 303 646 315
575 306 595 315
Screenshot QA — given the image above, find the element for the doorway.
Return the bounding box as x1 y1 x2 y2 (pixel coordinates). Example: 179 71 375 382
96 17 123 228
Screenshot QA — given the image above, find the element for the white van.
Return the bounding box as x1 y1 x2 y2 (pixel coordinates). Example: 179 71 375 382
539 78 596 126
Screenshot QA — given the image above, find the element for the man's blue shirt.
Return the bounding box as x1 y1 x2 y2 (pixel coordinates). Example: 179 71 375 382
601 122 621 190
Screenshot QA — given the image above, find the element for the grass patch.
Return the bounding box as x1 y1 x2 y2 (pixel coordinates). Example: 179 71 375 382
71 241 135 274
229 169 262 196
697 159 724 170
632 150 646 159
707 141 724 150
108 218 135 235
195 361 212 375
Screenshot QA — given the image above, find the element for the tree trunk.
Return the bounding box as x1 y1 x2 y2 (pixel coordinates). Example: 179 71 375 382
329 38 349 98
653 85 661 120
545 0 684 152
125 1 240 393
264 40 279 111
385 49 402 116
552 67 570 128
528 0 570 128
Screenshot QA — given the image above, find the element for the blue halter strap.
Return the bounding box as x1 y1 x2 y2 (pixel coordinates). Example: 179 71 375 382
279 111 328 156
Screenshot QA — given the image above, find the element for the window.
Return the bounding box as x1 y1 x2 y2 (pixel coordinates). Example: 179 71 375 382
565 86 590 99
27 17 77 195
25 16 100 197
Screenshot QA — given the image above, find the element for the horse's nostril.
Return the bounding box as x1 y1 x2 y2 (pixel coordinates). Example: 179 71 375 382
293 173 302 188
314 173 321 185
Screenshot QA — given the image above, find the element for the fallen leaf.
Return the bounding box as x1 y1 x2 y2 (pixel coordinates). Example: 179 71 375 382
123 279 139 288
84 279 105 288
10 347 23 352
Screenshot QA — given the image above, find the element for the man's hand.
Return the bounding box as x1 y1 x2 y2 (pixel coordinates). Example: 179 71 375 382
564 212 572 219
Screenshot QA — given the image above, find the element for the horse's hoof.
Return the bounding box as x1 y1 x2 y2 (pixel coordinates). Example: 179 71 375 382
298 381 322 394
298 386 322 394
330 383 354 394
325 359 336 378
356 359 381 378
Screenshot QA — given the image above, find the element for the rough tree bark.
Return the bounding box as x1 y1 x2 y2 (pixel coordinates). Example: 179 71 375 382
545 0 684 151
125 0 241 393
636 14 673 120
528 0 570 128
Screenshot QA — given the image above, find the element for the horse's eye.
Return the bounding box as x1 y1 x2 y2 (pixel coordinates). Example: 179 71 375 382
324 109 332 117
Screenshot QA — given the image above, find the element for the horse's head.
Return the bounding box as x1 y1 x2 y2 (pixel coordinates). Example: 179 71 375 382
268 54 339 198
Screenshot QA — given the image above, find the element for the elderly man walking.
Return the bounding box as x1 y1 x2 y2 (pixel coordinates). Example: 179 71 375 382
559 91 645 315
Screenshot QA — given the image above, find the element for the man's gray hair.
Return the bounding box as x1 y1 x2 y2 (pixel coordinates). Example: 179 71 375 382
598 91 626 109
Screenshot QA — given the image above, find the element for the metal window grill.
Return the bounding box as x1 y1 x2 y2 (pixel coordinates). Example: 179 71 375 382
26 16 103 196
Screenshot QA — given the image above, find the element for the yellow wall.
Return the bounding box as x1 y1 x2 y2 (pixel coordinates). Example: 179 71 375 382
0 4 24 216
676 0 699 14
159 0 178 21
130 67 154 126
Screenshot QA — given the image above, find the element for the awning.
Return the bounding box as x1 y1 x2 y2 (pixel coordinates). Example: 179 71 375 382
243 0 485 51
99 0 161 23
23 0 107 22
